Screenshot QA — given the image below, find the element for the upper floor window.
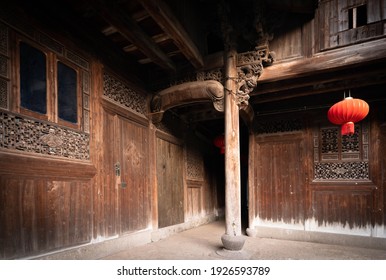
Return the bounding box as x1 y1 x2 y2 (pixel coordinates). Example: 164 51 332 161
18 39 81 128
348 4 367 29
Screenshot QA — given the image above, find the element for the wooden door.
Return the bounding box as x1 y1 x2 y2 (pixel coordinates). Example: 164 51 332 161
101 110 149 236
117 116 149 233
156 137 184 228
254 134 306 225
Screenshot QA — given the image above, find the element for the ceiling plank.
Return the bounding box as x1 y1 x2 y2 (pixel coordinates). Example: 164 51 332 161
141 0 204 69
97 1 176 71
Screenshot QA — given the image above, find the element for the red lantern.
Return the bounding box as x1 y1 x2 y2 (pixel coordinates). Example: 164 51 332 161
213 134 225 154
327 96 369 135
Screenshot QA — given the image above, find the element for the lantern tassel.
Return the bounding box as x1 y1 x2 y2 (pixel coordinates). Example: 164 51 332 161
341 122 355 136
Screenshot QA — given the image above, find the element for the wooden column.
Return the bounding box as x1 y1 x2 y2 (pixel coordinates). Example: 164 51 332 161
221 47 246 251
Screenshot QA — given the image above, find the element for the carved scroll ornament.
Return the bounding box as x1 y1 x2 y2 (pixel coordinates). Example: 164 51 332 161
150 80 224 123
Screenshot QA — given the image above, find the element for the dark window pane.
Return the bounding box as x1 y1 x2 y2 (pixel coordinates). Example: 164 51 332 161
357 5 367 27
58 62 77 123
20 42 47 114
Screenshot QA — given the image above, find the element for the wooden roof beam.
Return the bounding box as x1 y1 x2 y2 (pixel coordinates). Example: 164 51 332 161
123 33 171 52
140 0 204 69
98 1 176 71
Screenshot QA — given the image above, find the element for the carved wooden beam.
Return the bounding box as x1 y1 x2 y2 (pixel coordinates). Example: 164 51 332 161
149 80 224 123
140 0 204 69
97 1 176 71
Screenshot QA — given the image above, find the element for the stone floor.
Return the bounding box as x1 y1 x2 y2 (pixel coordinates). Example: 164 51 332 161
102 220 386 260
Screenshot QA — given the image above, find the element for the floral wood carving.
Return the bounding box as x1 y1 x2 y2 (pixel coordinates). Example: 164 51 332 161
0 111 90 160
103 72 147 115
313 122 369 181
40 128 63 148
124 142 143 168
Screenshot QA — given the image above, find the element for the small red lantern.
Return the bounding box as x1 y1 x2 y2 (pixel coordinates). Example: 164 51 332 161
213 134 225 154
327 96 369 135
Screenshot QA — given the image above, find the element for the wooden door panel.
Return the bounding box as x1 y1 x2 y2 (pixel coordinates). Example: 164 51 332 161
118 116 149 233
101 110 119 237
255 136 305 224
156 137 184 228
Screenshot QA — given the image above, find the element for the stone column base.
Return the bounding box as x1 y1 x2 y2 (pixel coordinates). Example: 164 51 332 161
221 234 246 251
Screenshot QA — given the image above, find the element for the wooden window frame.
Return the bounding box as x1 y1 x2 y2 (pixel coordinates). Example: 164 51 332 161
12 35 82 131
348 4 367 30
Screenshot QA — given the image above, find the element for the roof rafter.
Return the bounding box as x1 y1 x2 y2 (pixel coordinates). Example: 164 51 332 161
140 0 204 69
97 0 176 71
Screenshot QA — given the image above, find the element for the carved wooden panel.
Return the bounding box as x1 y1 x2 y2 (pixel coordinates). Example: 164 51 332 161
253 118 303 134
313 122 369 181
0 111 90 160
103 72 147 115
186 136 204 182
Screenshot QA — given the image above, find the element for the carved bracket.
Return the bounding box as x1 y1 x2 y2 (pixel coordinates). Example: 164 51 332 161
150 80 224 123
150 45 274 125
235 45 274 109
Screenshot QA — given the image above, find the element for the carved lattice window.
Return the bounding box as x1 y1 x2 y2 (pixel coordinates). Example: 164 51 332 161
0 13 91 160
313 122 370 181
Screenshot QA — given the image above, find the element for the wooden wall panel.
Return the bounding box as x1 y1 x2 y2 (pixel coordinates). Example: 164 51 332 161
317 0 386 50
186 186 201 220
311 188 374 228
270 27 303 61
0 177 92 259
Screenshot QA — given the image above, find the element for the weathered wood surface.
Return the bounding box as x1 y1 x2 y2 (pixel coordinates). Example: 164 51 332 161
150 80 224 123
0 177 92 259
117 115 150 233
0 152 96 180
251 133 306 225
249 108 385 233
156 136 184 228
258 38 386 85
223 48 243 239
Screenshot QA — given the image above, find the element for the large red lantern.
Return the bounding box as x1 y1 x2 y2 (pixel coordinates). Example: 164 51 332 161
327 96 369 135
213 134 225 154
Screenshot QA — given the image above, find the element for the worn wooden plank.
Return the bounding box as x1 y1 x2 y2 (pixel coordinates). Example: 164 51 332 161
367 0 381 23
0 177 21 258
20 179 37 254
0 152 96 180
